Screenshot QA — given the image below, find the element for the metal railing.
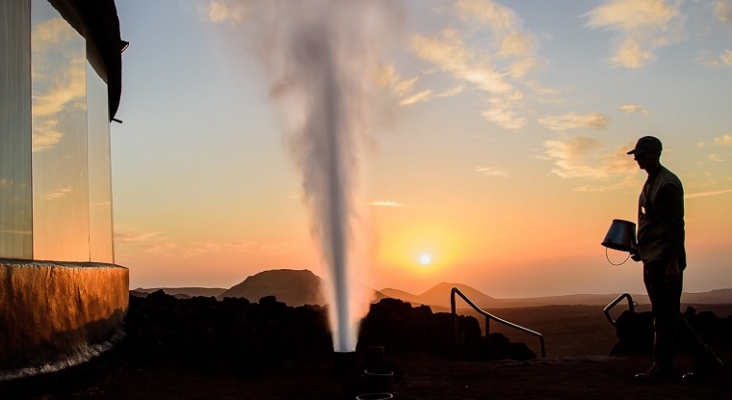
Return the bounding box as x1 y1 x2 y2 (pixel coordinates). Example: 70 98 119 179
451 287 545 359
603 292 636 326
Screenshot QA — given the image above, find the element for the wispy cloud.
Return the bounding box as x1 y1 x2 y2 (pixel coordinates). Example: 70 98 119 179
538 112 610 132
698 47 732 67
379 65 433 106
716 1 732 23
437 84 466 98
476 165 509 177
584 0 684 69
369 200 405 207
698 49 732 68
409 29 516 95
481 98 527 130
714 134 732 146
709 154 724 162
713 1 732 65
205 1 246 24
390 75 418 97
115 223 287 259
31 18 87 153
619 104 648 114
723 50 732 65
399 89 434 106
454 0 541 78
44 186 73 200
686 188 732 199
114 225 161 243
541 138 637 185
407 0 548 130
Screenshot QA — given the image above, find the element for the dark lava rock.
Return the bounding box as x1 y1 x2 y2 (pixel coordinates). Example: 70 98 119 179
358 298 535 361
611 306 732 356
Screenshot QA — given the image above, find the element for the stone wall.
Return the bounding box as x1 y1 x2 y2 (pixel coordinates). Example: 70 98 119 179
0 260 128 369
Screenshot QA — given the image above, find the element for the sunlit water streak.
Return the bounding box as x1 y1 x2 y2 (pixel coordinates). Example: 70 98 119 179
0 329 126 381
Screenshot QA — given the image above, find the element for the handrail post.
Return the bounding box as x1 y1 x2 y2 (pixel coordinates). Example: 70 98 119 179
603 293 635 326
485 315 490 360
540 336 546 358
451 288 459 360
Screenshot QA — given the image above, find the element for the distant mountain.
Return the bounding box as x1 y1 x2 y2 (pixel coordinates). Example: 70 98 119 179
683 288 732 304
380 283 732 310
380 282 501 309
132 269 387 307
420 282 499 309
129 270 732 309
380 288 421 305
218 269 325 306
132 287 227 298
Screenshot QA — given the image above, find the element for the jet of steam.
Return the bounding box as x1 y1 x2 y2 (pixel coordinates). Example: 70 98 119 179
244 0 403 352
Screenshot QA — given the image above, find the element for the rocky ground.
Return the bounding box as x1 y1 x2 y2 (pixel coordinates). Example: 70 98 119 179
2 292 731 400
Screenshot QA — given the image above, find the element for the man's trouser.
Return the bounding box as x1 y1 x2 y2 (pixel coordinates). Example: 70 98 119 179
643 259 712 368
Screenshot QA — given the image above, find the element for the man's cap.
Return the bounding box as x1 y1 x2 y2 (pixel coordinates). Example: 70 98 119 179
627 136 662 155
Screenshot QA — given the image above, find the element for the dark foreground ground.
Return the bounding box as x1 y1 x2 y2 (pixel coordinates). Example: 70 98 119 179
3 295 732 400
36 350 731 400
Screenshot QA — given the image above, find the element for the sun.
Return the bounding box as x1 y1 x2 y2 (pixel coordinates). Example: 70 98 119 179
419 253 432 266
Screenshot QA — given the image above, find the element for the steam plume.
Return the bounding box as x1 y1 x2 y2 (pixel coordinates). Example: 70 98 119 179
242 0 402 351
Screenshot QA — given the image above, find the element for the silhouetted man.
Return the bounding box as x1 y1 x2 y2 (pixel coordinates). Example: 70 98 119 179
628 136 723 382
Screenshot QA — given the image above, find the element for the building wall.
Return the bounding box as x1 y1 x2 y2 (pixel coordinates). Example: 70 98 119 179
0 0 126 372
0 0 34 259
0 0 114 263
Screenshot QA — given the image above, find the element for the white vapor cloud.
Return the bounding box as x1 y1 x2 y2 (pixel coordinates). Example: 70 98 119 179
538 112 610 132
584 0 684 69
709 154 724 162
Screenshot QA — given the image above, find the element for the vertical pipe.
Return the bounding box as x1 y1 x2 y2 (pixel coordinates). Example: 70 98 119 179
451 288 459 360
485 316 491 360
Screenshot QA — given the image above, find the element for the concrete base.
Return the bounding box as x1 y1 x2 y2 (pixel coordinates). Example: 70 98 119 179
0 260 128 370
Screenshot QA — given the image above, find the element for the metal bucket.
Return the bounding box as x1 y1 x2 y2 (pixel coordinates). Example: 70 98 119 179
601 219 637 253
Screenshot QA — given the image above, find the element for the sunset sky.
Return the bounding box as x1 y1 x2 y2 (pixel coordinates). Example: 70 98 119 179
111 0 732 298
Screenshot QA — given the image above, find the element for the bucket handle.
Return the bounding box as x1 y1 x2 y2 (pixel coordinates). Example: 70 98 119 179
605 247 631 266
